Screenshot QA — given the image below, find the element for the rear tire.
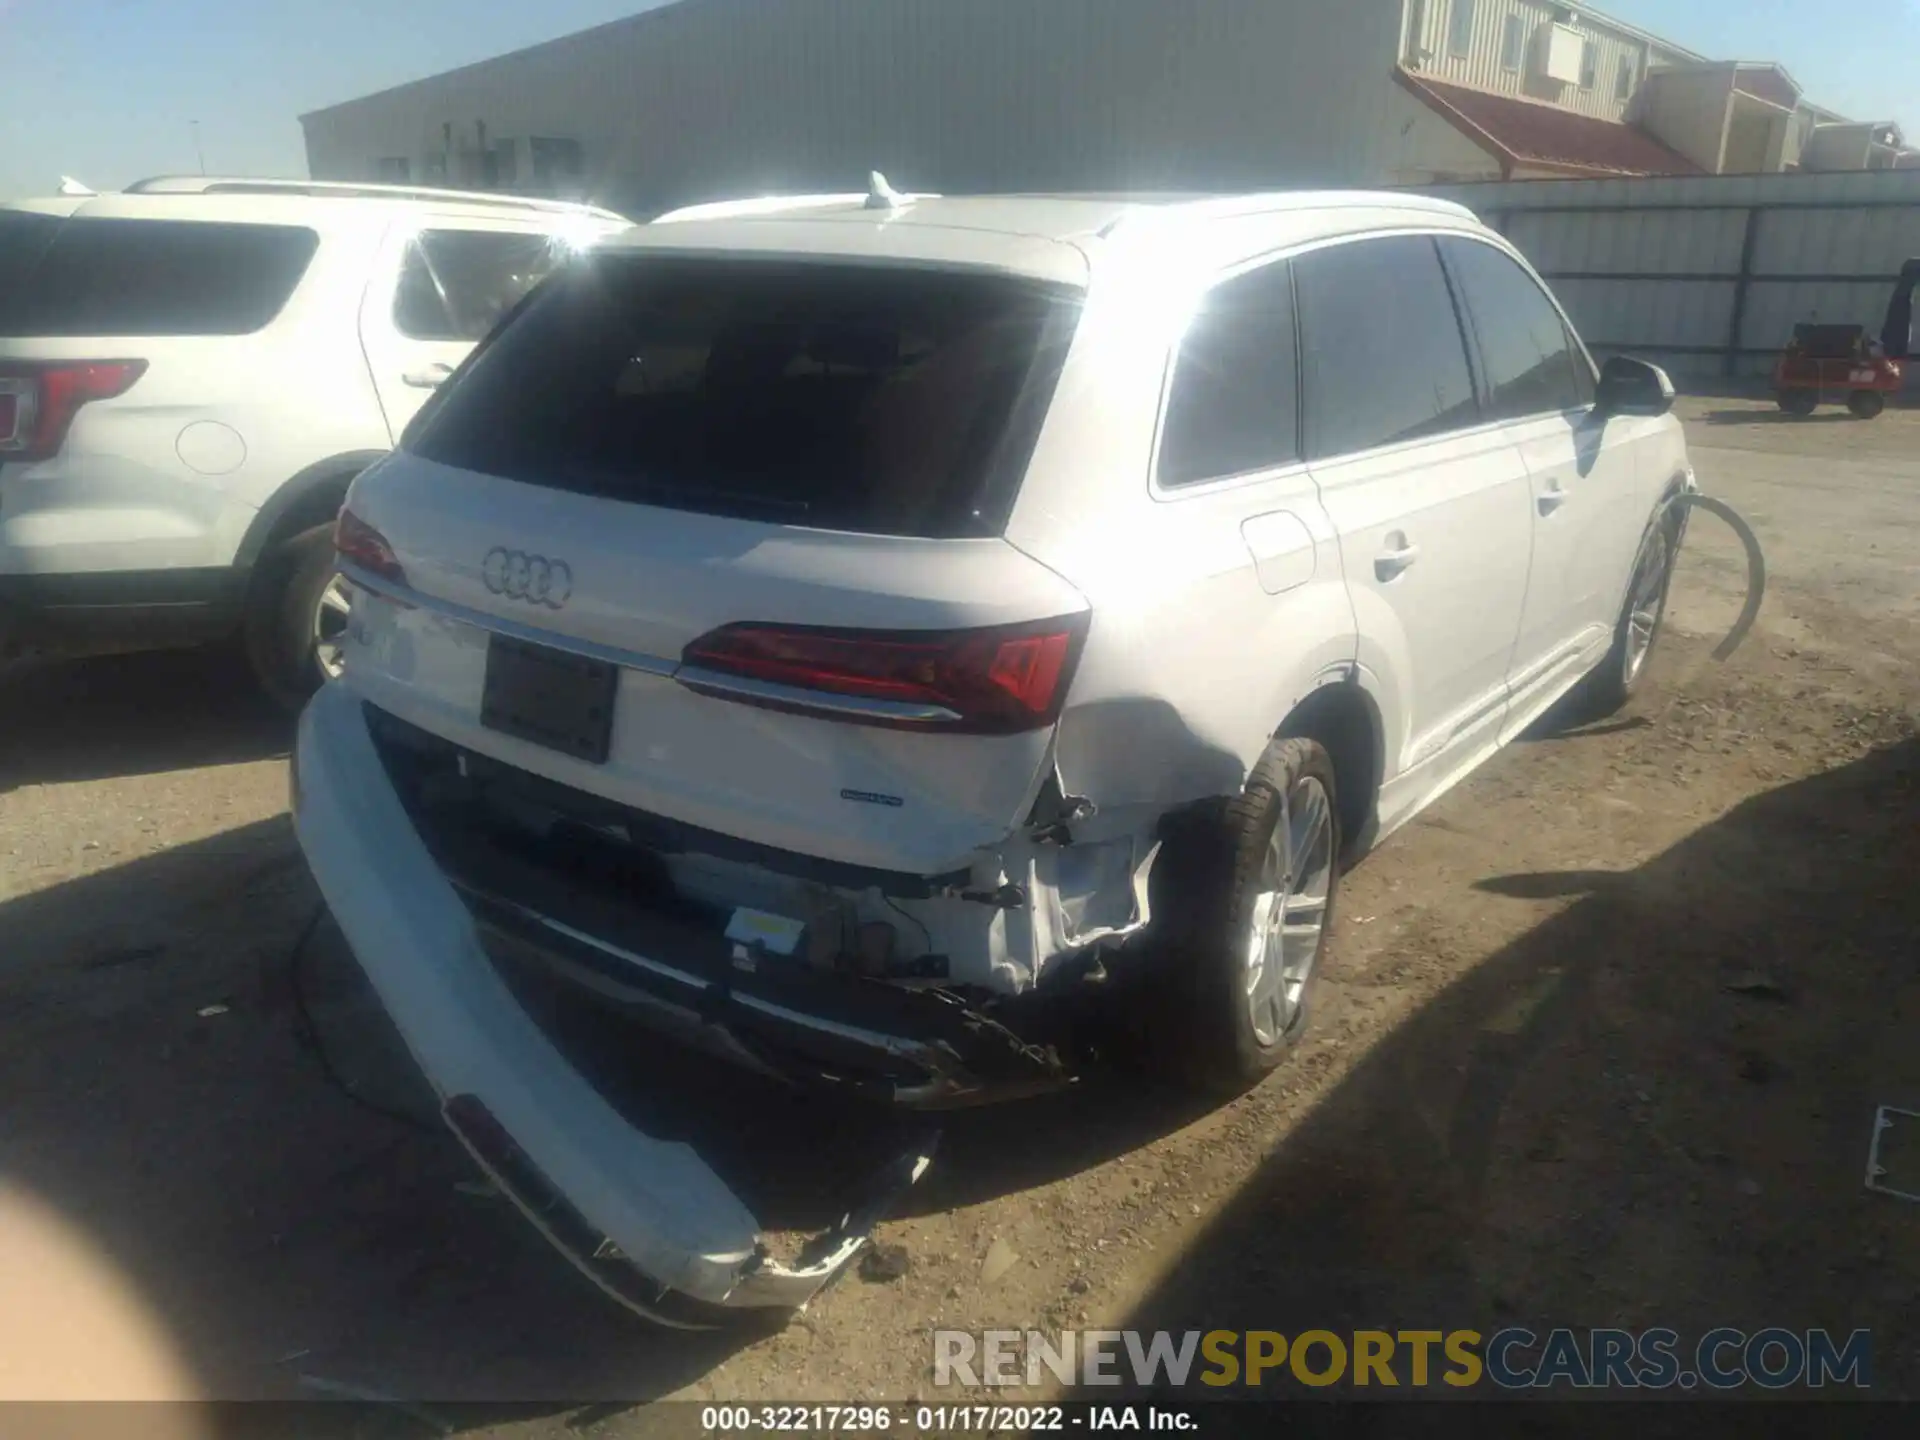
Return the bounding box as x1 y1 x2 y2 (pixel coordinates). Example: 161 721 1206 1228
1567 510 1679 723
1848 390 1886 420
1147 737 1341 1092
1776 390 1818 416
244 522 348 714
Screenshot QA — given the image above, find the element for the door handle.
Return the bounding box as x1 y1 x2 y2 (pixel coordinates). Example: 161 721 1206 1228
1374 542 1421 582
402 363 453 390
1537 487 1570 516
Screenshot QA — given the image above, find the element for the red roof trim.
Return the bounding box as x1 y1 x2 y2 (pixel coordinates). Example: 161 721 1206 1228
1395 67 1706 179
1394 66 1519 178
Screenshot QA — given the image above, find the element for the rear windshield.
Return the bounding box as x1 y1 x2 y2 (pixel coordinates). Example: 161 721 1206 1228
0 218 319 337
406 255 1083 538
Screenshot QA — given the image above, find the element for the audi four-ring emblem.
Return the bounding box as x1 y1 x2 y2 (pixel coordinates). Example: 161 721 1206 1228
482 547 573 609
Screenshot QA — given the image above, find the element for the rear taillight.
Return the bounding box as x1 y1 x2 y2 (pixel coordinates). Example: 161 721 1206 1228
333 508 407 587
678 614 1088 734
0 361 147 462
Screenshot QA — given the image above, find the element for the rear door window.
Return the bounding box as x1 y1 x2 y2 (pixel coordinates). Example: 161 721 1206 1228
0 218 318 336
407 255 1083 538
394 230 565 341
1158 259 1300 486
1440 237 1595 419
1294 235 1480 461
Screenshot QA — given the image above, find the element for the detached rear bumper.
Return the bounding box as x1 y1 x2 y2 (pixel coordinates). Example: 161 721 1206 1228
359 703 1075 1108
292 681 932 1318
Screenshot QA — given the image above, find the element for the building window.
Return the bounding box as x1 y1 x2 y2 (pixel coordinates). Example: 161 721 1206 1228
529 137 585 195
1404 0 1428 63
1447 0 1475 59
1499 14 1525 70
482 140 518 191
1579 39 1598 90
375 157 410 182
1617 57 1636 100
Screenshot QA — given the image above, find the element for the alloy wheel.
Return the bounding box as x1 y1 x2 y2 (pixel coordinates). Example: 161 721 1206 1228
1624 527 1673 685
1244 774 1335 1047
313 574 352 681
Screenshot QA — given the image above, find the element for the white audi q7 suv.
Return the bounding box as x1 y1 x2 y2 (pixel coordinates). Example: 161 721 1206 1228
292 186 1695 1320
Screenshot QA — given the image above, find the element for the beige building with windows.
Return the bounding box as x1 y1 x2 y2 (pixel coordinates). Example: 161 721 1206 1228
1392 0 1915 182
299 0 1913 216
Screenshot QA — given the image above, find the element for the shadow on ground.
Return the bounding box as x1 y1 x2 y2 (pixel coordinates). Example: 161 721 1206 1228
1698 407 1878 428
1094 738 1920 1408
0 818 1211 1423
10 649 1914 1423
0 648 287 791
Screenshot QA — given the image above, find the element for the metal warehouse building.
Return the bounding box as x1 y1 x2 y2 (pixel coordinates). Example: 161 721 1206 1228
301 0 1917 219
305 0 1820 219
301 0 1411 217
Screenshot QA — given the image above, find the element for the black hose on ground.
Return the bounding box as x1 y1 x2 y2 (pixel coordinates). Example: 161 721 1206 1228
285 900 443 1136
1663 492 1768 662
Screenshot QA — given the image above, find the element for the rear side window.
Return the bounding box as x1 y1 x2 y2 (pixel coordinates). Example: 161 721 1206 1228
1441 238 1595 419
1295 235 1479 460
0 213 63 303
1158 260 1299 486
0 219 317 336
408 256 1082 538
394 229 565 342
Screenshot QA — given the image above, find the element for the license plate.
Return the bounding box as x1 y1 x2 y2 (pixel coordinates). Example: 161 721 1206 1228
480 633 618 764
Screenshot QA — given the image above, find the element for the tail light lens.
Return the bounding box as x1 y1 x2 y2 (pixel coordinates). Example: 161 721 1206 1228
333 508 407 587
679 614 1088 734
0 361 147 463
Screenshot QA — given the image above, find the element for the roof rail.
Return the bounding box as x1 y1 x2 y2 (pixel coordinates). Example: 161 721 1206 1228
1100 189 1479 239
1166 190 1478 223
120 175 628 222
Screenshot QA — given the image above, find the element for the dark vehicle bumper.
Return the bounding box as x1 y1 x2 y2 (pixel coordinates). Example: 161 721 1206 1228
0 568 240 659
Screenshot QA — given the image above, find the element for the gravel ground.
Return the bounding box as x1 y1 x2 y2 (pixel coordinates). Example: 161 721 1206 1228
1 396 1915 1427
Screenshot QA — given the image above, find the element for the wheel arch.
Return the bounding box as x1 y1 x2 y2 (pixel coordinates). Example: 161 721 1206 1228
233 450 388 579
1274 675 1385 860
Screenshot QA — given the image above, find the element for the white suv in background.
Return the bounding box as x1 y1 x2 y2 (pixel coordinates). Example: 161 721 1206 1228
0 177 628 704
292 187 1694 1319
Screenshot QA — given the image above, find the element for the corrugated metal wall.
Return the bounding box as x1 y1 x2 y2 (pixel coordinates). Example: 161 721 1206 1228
1426 170 1920 377
1404 0 1690 121
302 0 1408 218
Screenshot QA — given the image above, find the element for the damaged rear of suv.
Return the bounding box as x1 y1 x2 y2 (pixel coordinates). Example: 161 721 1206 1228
296 188 1684 1318
295 200 1177 1319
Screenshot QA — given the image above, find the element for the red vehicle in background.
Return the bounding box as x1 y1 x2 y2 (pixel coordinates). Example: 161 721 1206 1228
1773 258 1920 419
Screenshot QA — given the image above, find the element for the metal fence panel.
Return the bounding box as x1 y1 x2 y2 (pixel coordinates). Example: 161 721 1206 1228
1426 171 1920 378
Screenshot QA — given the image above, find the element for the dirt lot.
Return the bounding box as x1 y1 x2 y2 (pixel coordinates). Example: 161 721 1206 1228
1 395 1915 1426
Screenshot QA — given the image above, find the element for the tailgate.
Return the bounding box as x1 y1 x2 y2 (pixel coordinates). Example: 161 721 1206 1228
342 456 1088 876
336 247 1087 877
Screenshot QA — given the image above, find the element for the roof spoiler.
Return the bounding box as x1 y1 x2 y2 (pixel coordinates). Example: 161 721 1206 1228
652 174 937 224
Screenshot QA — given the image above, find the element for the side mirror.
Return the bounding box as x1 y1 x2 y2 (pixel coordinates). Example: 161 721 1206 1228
1595 355 1676 418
